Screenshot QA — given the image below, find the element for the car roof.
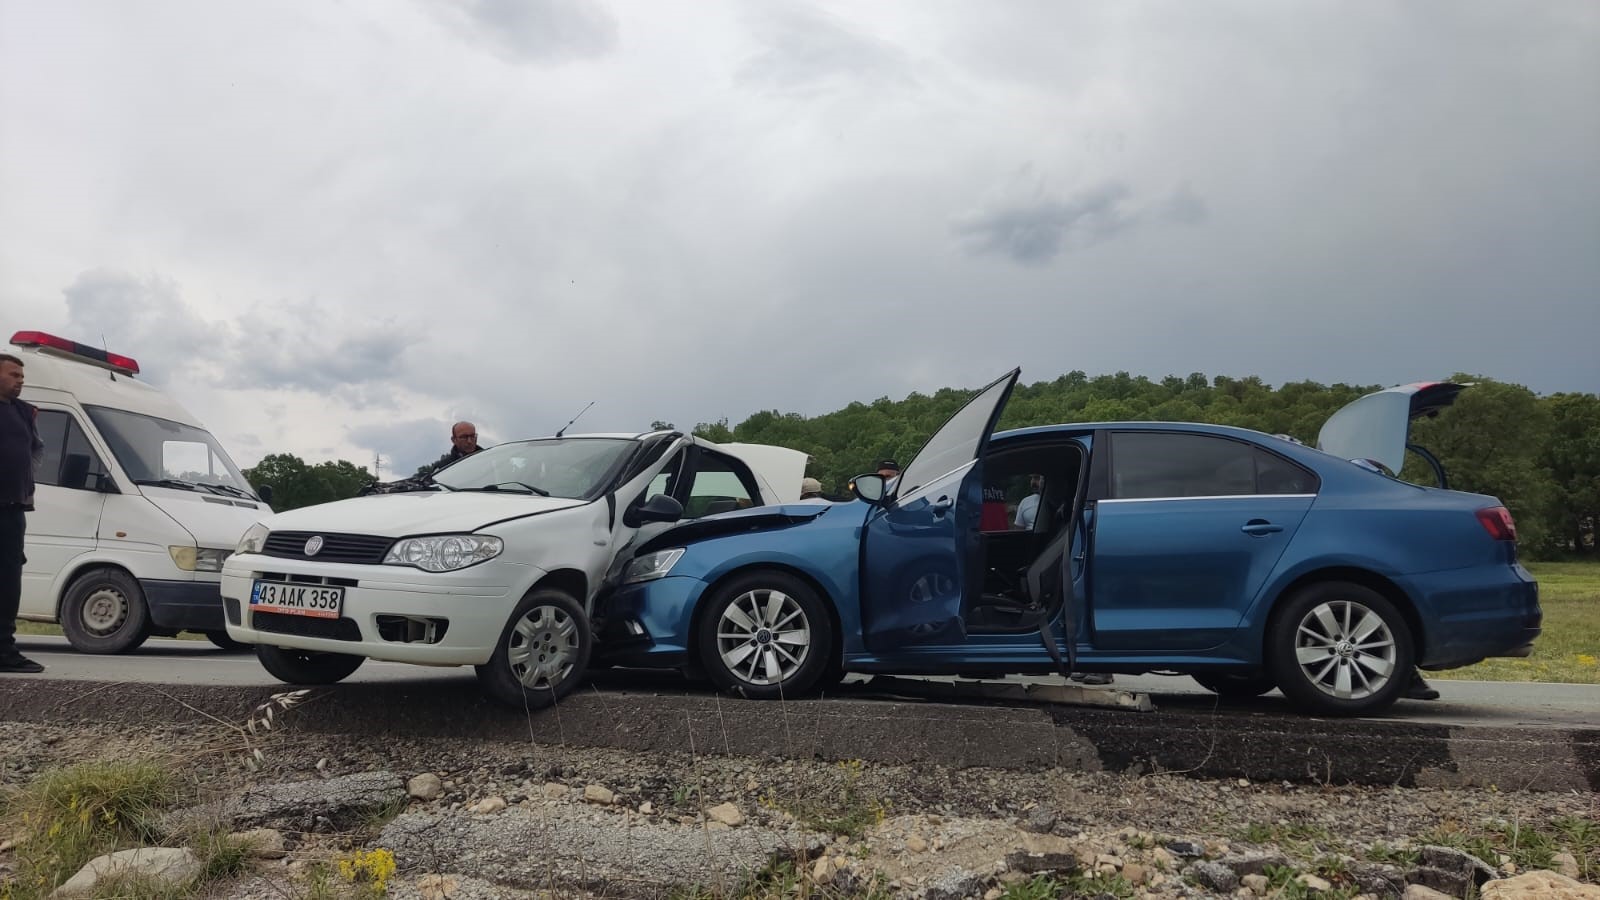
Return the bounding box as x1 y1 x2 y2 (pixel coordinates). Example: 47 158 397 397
996 420 1288 442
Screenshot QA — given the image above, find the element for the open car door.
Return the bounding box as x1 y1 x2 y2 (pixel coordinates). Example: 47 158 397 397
859 369 1019 651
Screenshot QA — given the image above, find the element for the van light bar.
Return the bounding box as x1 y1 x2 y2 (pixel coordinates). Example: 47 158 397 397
9 330 140 375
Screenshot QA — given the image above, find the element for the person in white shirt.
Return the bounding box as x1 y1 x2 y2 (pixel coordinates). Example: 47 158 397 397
1014 474 1044 530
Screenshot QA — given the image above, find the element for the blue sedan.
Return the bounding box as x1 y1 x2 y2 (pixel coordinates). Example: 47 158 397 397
595 370 1540 716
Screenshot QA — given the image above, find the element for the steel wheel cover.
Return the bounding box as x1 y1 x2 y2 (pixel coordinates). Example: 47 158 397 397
507 604 581 690
1293 599 1398 700
716 588 812 686
81 586 128 635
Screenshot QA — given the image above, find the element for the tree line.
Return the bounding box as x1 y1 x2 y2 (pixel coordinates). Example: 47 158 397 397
244 371 1598 559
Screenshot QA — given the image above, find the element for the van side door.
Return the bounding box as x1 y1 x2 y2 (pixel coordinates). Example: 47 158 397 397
21 408 115 617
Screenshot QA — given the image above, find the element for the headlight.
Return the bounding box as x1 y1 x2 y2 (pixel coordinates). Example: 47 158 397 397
169 546 233 573
622 548 685 584
236 523 269 555
383 534 504 573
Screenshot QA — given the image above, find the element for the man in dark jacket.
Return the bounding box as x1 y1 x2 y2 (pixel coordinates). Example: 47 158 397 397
0 353 45 673
425 421 485 475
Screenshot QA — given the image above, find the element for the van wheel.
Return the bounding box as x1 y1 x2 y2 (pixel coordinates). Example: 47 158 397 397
1267 581 1413 717
697 570 834 700
476 589 592 709
205 631 250 651
60 568 151 654
256 644 366 684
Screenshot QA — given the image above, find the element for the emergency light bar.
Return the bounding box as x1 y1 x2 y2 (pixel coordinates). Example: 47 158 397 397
9 330 140 375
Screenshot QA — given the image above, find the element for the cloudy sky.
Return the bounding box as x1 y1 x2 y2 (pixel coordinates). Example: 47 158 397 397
2 1 1596 475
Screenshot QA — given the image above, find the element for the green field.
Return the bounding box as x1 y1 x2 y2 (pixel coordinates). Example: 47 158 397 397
12 563 1597 683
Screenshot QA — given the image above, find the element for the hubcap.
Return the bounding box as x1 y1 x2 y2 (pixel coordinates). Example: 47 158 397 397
507 605 580 691
717 588 811 686
81 587 128 635
1293 600 1398 700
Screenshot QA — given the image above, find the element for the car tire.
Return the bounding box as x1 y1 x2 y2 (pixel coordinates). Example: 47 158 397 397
256 644 366 684
697 570 834 700
1267 581 1413 717
59 567 152 654
476 589 592 709
1192 672 1277 699
205 631 250 651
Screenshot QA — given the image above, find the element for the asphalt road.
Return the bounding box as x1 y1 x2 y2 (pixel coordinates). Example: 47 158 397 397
11 635 1599 730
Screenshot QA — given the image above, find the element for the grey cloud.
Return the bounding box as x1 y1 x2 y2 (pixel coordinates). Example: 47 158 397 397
1162 184 1209 227
347 418 457 476
62 269 227 387
434 0 617 64
738 6 914 93
953 181 1138 266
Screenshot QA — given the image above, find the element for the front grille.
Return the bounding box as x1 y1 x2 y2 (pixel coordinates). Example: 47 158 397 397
262 531 393 565
251 611 363 641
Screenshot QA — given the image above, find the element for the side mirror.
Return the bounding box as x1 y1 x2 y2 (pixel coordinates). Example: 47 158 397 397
95 474 120 494
851 473 887 504
255 484 274 504
632 494 684 525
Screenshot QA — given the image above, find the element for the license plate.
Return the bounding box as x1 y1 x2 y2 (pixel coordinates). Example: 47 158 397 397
250 581 344 619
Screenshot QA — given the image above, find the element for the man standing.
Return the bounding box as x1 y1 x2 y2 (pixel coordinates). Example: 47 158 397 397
425 421 486 475
0 353 45 673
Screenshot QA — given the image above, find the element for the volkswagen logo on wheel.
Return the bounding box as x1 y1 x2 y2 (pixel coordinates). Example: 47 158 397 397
304 535 324 556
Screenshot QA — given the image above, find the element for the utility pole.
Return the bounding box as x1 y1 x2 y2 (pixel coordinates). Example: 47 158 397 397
373 451 384 480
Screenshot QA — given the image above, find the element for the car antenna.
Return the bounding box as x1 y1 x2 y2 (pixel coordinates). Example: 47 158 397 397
555 401 595 438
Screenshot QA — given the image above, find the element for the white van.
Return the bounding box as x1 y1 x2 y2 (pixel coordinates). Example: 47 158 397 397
10 330 271 652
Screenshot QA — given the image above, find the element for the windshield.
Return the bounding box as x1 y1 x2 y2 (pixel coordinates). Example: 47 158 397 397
84 405 254 494
432 437 636 499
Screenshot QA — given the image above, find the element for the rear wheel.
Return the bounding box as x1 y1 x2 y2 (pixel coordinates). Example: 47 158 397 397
697 571 834 700
1192 673 1277 699
60 568 151 654
1267 581 1413 716
256 644 366 684
476 589 592 709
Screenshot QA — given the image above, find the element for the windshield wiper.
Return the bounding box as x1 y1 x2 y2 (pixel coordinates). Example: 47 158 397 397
203 483 255 499
462 481 551 497
135 478 201 492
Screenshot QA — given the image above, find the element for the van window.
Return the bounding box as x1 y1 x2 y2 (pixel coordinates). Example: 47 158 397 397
84 406 251 491
35 410 112 491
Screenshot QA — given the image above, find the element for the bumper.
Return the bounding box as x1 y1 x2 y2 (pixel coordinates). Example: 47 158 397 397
141 578 226 631
1408 563 1542 669
220 554 533 666
591 575 705 667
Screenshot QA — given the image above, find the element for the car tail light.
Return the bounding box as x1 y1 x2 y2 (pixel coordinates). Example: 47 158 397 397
10 330 140 375
1476 506 1517 542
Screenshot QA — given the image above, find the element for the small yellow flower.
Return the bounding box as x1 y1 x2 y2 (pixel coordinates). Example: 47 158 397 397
1577 654 1597 667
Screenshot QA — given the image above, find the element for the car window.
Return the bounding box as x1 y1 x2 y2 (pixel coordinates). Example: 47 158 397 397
1255 447 1317 494
35 410 112 491
683 452 756 518
1111 432 1258 499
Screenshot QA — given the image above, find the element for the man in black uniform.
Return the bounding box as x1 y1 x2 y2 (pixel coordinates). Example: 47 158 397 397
0 353 45 673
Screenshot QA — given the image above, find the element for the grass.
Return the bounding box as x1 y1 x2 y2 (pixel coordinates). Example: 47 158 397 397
14 621 210 642
758 760 886 839
1435 561 1600 684
1423 815 1600 881
0 760 248 900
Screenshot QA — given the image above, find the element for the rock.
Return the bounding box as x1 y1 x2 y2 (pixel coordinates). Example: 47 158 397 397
706 821 731 832
924 867 984 900
1409 868 1471 897
1152 847 1177 869
468 796 506 814
812 856 836 884
1023 806 1057 834
228 828 286 859
1404 885 1458 900
51 848 203 899
1242 874 1270 893
1190 861 1240 893
583 784 615 806
1095 853 1124 869
1007 832 1080 873
706 803 744 827
407 774 444 801
1298 873 1333 891
542 783 568 800
1351 862 1407 896
906 835 929 853
203 770 408 833
417 874 461 900
1552 852 1582 880
639 802 654 816
1122 862 1148 885
1420 845 1498 888
1222 851 1290 878
1168 840 1207 858
985 889 1004 900
1481 870 1600 899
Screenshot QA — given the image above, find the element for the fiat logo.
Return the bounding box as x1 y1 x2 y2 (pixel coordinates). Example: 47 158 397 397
304 536 324 556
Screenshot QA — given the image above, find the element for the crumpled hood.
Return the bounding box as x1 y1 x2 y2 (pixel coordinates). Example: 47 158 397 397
262 491 587 537
637 502 847 555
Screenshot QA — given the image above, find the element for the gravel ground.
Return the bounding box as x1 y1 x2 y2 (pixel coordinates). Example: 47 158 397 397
2 720 1595 899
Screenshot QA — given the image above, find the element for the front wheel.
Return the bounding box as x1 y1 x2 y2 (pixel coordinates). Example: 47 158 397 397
476 589 592 709
256 644 366 684
60 567 151 654
1266 581 1413 717
697 571 835 700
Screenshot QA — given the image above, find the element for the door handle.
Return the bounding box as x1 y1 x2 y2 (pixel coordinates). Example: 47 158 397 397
1241 520 1284 536
931 496 954 517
